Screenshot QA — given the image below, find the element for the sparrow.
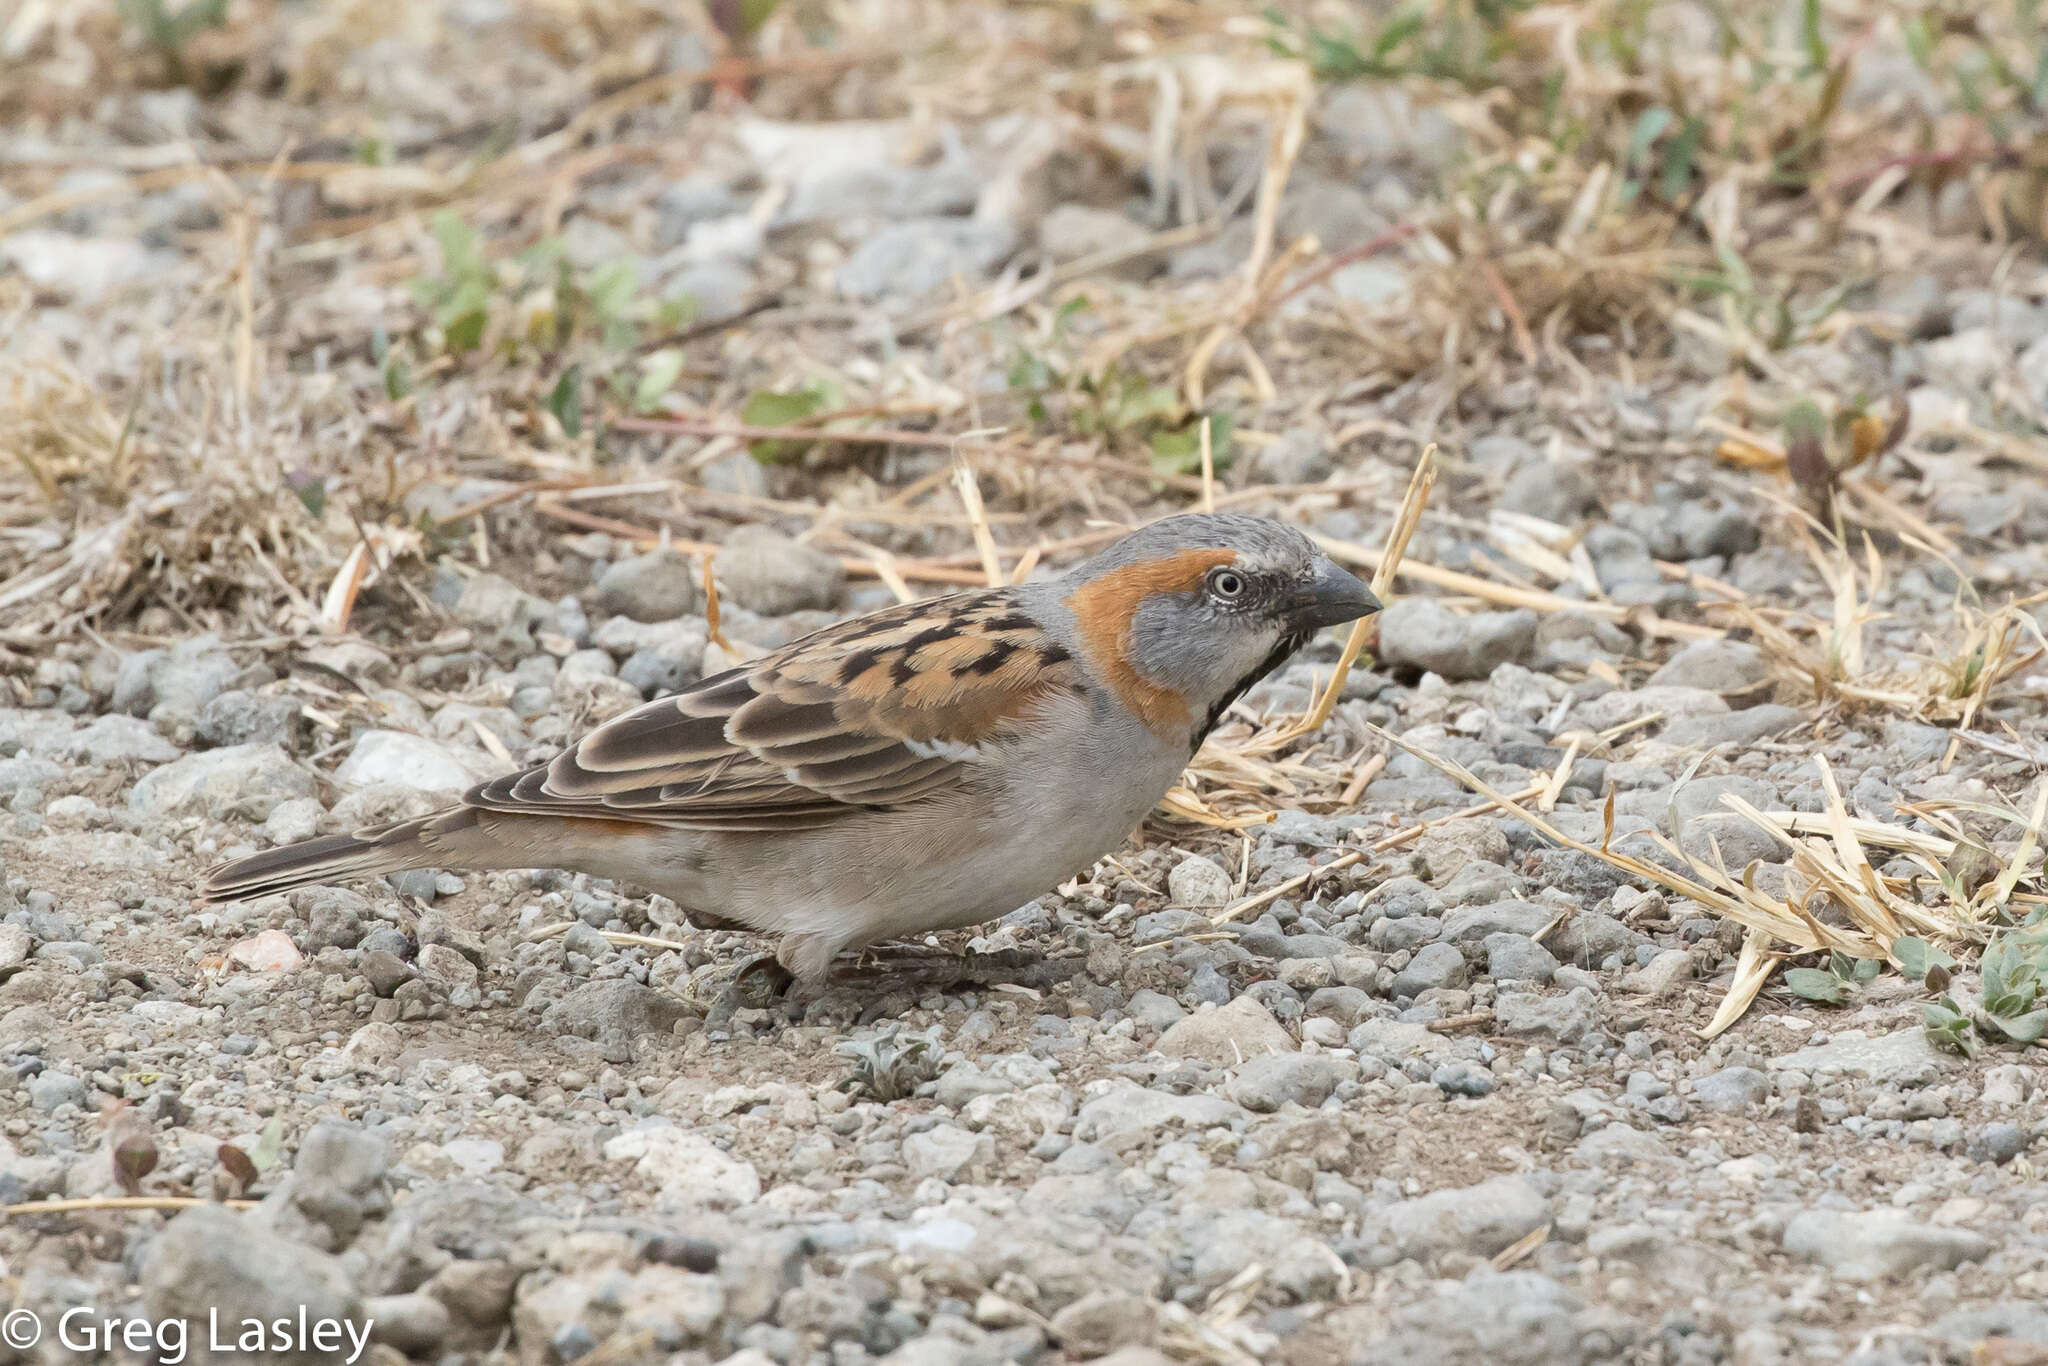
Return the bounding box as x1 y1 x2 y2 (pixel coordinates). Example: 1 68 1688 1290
203 514 1380 982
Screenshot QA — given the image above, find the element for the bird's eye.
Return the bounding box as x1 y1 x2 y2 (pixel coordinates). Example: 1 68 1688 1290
1207 568 1246 601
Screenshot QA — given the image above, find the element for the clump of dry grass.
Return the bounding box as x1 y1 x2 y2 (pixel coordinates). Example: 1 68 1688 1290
1721 516 2047 738
1383 725 2046 1036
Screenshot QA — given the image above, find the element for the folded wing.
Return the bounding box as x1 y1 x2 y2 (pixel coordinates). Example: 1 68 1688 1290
464 591 1082 832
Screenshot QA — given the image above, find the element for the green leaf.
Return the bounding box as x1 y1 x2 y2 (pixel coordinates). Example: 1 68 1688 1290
430 211 484 283
1103 380 1180 432
1626 106 1673 170
741 385 831 463
1784 967 1851 1004
1891 936 1955 982
285 471 326 519
1851 955 1881 984
1922 999 1979 1057
381 349 411 401
1799 0 1828 72
1989 1009 2048 1044
248 1116 285 1174
546 364 584 438
441 308 488 353
1149 412 1237 478
585 260 640 328
633 349 686 414
1659 116 1706 202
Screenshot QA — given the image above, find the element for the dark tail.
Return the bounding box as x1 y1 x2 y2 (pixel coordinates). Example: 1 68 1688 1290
202 808 480 901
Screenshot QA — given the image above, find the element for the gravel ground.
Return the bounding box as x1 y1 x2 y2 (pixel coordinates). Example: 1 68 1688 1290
6 1 2048 1363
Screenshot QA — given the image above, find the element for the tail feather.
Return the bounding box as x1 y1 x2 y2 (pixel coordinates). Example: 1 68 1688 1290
202 809 476 902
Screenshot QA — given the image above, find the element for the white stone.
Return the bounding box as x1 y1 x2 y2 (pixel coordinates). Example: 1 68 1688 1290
335 729 497 795
603 1127 760 1208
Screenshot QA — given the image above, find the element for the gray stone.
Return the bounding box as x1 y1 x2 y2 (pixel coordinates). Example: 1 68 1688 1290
1371 914 1443 952
1691 1065 1769 1112
453 573 552 654
142 1205 364 1355
1933 1301 2048 1349
1305 985 1374 1028
1072 1081 1244 1151
129 743 317 822
359 950 414 998
1227 1053 1357 1112
1432 1060 1495 1097
836 217 1018 302
1157 995 1293 1067
1782 1209 1992 1281
1495 988 1600 1044
0 923 29 973
69 713 182 764
1369 1272 1610 1366
1393 941 1468 997
1038 204 1151 266
255 1120 392 1250
903 1123 993 1182
1658 704 1805 750
334 730 495 796
1648 638 1770 693
1666 775 1779 831
1498 461 1600 523
1620 949 1692 998
195 690 301 748
1444 901 1552 942
1382 1175 1550 1259
653 175 741 247
1046 1291 1161 1357
147 640 254 727
28 1069 88 1111
1968 1122 2029 1165
603 1125 760 1208
300 890 369 952
1125 989 1186 1031
1546 913 1646 968
1315 84 1460 170
1241 427 1335 486
1329 259 1410 306
593 550 700 622
541 980 693 1060
1485 933 1558 984
1768 1030 1943 1086
366 1293 452 1356
1437 859 1524 906
1378 600 1537 680
713 525 844 616
1167 854 1232 908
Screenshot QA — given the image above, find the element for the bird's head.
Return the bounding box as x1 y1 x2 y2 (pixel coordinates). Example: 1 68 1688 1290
1060 513 1381 742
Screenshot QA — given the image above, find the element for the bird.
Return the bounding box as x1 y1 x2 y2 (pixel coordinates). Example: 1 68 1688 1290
203 514 1380 983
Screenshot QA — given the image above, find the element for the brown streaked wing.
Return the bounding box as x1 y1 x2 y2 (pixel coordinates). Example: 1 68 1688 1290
458 589 1086 832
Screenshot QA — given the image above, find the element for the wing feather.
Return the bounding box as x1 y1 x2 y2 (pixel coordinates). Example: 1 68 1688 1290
461 590 1084 833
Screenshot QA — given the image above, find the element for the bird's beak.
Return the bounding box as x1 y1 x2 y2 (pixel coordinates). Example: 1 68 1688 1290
1290 556 1381 630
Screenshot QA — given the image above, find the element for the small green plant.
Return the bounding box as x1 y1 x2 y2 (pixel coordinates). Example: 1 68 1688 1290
740 381 839 463
1261 1 1536 88
408 212 694 360
1002 308 1234 480
411 214 497 354
1922 909 2048 1054
835 1026 942 1102
1783 949 1880 1005
118 0 231 85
